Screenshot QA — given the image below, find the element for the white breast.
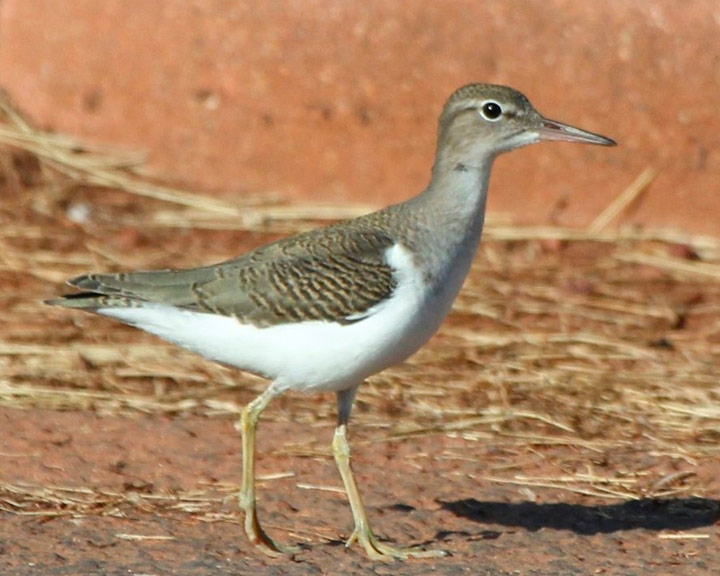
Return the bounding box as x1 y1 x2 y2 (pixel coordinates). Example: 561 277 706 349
97 243 473 394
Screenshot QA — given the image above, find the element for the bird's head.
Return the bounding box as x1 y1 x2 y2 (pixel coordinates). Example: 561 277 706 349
435 83 616 172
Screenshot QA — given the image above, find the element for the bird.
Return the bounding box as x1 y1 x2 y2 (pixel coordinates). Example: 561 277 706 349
47 83 615 560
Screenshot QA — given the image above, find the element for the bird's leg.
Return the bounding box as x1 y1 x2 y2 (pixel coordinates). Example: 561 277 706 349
238 387 297 556
332 389 446 560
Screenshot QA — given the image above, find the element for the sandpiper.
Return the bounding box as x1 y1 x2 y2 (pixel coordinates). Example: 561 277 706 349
47 83 615 560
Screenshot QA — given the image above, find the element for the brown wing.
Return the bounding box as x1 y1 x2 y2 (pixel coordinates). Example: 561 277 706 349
52 220 398 327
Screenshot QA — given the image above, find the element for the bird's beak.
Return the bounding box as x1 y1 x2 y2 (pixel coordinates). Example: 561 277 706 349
537 117 616 146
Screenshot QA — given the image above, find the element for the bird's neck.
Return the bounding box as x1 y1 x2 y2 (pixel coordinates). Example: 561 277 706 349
414 156 494 242
396 157 494 290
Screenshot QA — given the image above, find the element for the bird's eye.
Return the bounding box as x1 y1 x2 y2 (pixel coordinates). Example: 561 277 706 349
480 101 503 121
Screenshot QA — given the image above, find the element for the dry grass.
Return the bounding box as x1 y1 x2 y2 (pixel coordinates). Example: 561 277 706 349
0 479 246 523
1 90 718 517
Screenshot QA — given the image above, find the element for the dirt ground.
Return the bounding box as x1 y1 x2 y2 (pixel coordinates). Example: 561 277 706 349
1 125 719 574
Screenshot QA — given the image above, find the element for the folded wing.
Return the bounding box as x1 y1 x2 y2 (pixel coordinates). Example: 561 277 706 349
48 221 398 327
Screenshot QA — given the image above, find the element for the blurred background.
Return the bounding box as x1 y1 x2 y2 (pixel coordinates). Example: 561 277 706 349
1 3 719 573
1 0 718 235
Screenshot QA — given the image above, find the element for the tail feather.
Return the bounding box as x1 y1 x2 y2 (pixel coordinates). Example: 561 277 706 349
45 291 141 310
47 267 204 311
57 269 211 308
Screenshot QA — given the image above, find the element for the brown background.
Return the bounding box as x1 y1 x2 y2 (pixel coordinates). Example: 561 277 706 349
1 0 718 234
1 3 719 574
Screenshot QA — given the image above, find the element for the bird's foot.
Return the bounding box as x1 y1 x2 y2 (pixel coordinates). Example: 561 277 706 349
346 526 448 561
244 506 300 558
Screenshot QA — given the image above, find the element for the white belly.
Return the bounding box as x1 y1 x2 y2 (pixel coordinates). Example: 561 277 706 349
97 243 472 393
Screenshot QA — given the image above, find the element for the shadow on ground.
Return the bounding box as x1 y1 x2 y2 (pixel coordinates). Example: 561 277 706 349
440 497 720 535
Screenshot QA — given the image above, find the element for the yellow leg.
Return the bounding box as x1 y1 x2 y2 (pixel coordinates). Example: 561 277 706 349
238 389 298 557
332 424 447 560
